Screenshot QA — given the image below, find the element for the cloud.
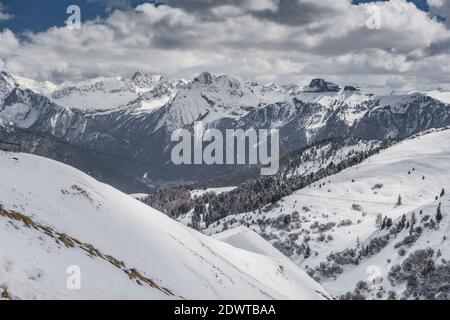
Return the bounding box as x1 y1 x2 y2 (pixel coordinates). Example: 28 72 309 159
0 0 449 90
428 0 450 26
167 0 344 26
87 0 132 10
0 1 13 21
428 0 444 6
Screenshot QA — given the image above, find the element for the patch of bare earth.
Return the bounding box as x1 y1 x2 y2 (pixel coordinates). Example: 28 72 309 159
0 205 174 297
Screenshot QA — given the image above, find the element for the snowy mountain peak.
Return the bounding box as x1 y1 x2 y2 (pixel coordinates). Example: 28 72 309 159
281 83 300 93
215 74 241 89
344 85 359 92
50 77 137 111
0 71 16 85
261 82 280 93
131 70 146 80
193 71 215 85
52 76 135 97
304 78 341 93
0 71 17 102
132 71 167 89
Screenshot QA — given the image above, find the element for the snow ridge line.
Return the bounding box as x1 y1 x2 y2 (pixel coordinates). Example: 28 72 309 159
0 206 174 297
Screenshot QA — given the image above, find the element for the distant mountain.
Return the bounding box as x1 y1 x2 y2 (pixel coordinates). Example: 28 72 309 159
1 70 450 193
0 72 16 103
303 78 341 93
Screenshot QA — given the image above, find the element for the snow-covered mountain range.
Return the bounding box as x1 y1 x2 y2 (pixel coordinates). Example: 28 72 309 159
2 69 450 300
1 70 450 193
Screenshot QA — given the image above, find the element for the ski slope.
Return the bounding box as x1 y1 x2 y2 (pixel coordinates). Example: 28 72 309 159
0 151 328 300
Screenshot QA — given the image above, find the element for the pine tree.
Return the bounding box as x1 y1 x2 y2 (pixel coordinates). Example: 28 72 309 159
397 214 407 231
385 218 393 229
436 205 443 224
304 243 311 259
440 188 445 197
375 214 383 230
396 194 402 206
381 216 387 230
411 212 416 224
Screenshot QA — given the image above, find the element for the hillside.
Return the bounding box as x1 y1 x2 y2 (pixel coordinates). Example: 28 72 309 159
0 150 329 300
212 226 288 260
203 128 450 298
330 193 450 299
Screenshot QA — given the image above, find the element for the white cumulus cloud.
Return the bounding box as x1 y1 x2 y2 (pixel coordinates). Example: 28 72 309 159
0 0 448 91
0 1 13 21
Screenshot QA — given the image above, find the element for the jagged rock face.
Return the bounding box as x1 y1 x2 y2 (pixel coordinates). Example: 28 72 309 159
0 72 16 103
354 95 450 140
52 78 135 99
1 87 150 192
142 84 171 99
304 79 340 92
1 71 450 192
132 71 167 89
193 71 221 86
344 85 359 92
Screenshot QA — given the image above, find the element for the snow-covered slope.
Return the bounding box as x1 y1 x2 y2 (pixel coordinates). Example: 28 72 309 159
10 71 178 112
0 151 329 300
190 186 237 199
285 139 382 178
13 74 58 96
50 76 138 111
293 128 450 265
424 90 450 104
164 72 271 130
327 192 450 299
213 226 288 260
204 128 450 296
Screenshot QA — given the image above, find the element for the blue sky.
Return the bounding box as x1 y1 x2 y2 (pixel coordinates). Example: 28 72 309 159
0 0 160 32
0 0 432 33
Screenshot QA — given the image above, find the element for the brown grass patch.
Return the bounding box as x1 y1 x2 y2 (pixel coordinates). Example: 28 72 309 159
0 206 173 296
0 285 12 300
